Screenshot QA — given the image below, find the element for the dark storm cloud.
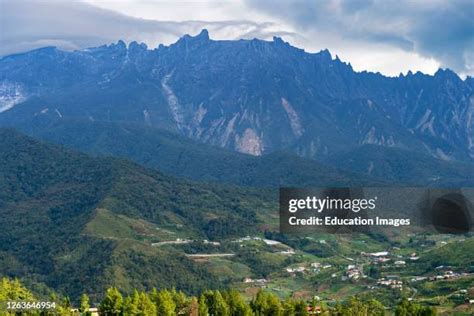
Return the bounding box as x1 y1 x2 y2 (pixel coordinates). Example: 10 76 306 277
245 0 474 75
0 0 278 55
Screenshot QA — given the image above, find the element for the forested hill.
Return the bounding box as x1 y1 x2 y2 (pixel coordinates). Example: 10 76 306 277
0 128 275 298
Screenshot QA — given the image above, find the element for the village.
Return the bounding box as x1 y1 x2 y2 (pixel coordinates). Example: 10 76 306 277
148 232 473 310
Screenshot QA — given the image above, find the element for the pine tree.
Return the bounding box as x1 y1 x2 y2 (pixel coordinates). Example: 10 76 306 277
123 290 140 315
99 287 123 316
251 290 283 316
210 290 229 316
282 298 296 316
225 289 252 316
266 293 283 316
137 291 156 315
199 294 209 316
172 288 189 314
155 289 176 316
0 278 35 301
79 293 91 315
252 290 269 315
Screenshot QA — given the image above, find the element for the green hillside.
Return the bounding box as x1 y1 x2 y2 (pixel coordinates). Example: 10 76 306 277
420 237 474 268
1 128 472 310
322 144 474 186
0 128 275 300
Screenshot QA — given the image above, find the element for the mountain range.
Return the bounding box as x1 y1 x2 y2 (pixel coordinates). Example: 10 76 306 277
1 30 474 304
0 30 473 186
0 29 473 166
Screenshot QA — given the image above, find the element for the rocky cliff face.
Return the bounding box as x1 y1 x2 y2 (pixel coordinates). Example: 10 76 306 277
1 30 473 161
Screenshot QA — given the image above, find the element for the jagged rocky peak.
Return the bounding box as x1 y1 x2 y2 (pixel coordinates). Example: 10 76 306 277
1 32 473 162
434 68 462 82
317 48 332 61
272 36 289 46
115 40 127 49
176 29 210 45
128 41 148 51
196 29 210 40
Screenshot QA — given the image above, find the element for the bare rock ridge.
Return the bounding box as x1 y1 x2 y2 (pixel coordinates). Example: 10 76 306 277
0 29 473 162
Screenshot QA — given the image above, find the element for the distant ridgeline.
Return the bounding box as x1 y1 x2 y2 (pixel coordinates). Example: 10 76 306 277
0 30 473 185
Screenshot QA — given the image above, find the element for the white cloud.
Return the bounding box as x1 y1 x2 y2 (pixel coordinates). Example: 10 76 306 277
244 0 474 76
0 0 470 76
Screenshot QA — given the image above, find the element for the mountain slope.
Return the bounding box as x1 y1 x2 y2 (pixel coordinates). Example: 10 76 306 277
0 30 472 162
0 128 275 299
322 145 474 186
17 119 474 186
15 119 383 187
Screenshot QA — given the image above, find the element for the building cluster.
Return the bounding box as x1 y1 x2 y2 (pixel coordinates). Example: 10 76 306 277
279 248 295 255
286 266 306 273
345 264 363 280
285 262 332 275
362 250 420 266
243 277 268 287
376 278 403 289
362 251 391 264
428 270 460 281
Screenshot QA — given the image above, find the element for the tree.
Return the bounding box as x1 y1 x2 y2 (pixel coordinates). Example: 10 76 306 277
0 278 35 302
154 289 176 316
122 290 140 315
172 289 189 314
252 290 269 315
224 289 252 316
206 290 229 316
99 287 123 316
282 298 296 316
367 299 384 316
333 302 350 316
395 298 437 316
368 266 380 279
79 293 91 316
137 291 156 315
252 290 282 316
266 293 284 316
199 294 209 316
347 297 367 316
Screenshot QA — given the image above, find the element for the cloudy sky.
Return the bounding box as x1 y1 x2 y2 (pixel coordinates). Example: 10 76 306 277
1 0 473 77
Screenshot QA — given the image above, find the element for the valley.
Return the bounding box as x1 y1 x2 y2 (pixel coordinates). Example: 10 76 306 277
0 28 473 314
0 128 471 312
81 205 474 312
